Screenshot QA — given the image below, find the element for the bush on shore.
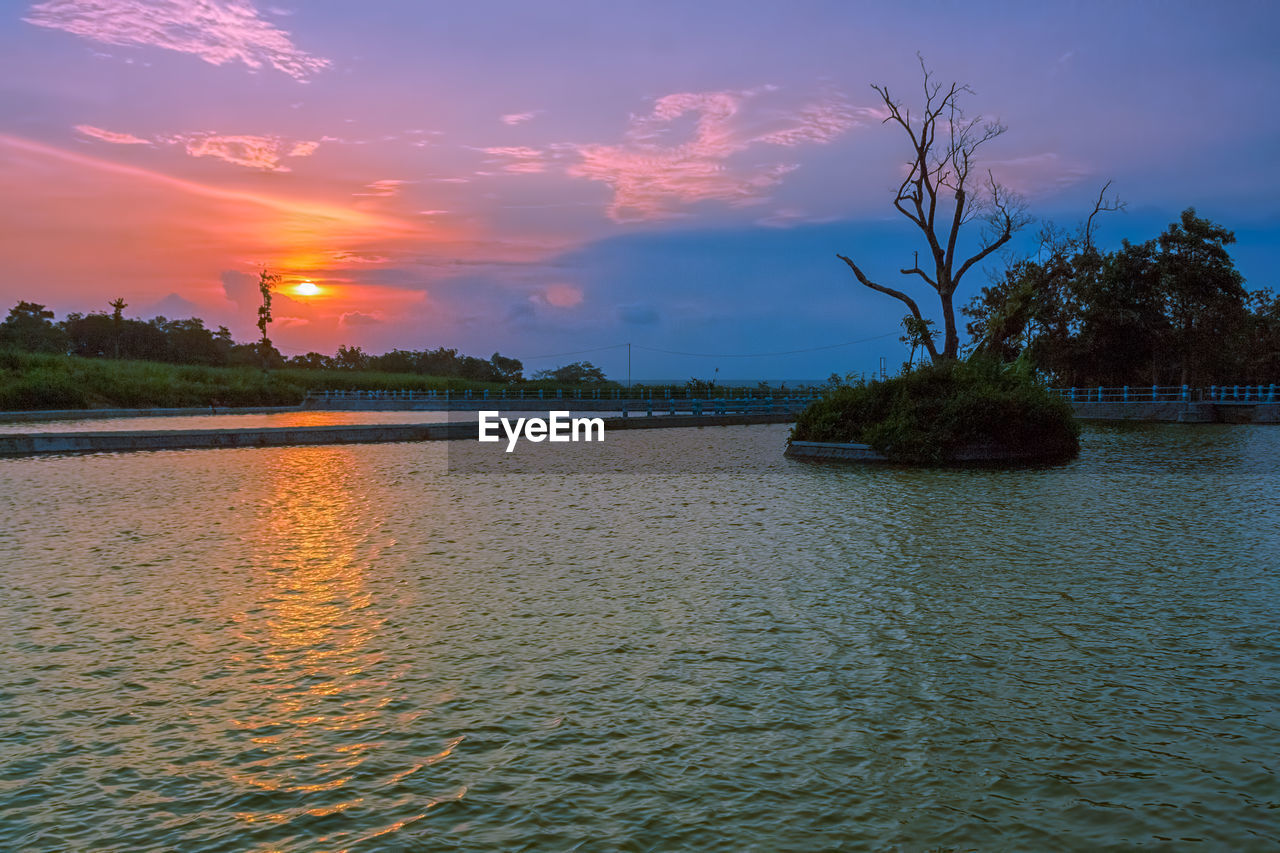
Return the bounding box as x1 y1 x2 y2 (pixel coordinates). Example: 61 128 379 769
0 350 512 411
790 357 1080 464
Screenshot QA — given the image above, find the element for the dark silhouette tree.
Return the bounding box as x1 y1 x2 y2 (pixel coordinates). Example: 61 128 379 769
257 268 279 371
108 297 127 359
0 301 66 353
1155 208 1246 385
838 57 1031 361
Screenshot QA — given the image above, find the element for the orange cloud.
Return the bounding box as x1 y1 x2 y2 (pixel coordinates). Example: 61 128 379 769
25 0 330 80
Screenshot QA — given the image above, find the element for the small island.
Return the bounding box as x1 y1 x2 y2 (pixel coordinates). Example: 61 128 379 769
788 357 1079 464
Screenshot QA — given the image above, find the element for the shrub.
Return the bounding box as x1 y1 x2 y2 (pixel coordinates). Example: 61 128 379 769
790 358 1079 464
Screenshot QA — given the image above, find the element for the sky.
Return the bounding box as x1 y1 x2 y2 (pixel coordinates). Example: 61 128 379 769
2 0 1279 380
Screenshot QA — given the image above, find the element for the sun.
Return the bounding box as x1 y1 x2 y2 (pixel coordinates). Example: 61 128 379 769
294 281 320 296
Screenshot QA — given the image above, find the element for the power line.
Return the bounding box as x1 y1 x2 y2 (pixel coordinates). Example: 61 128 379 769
631 331 899 359
518 343 628 361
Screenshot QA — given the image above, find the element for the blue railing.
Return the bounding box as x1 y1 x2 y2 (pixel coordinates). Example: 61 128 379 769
303 387 819 402
1051 384 1279 403
302 387 820 416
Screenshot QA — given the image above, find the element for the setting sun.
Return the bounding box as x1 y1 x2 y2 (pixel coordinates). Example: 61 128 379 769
294 281 320 296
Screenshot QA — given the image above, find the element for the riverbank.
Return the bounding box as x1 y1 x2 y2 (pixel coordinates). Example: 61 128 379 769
0 350 514 411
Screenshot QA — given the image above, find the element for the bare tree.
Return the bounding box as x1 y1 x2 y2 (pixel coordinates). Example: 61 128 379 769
838 57 1032 361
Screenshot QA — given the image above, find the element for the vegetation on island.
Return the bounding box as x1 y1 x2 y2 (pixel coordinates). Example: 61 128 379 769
793 358 1079 464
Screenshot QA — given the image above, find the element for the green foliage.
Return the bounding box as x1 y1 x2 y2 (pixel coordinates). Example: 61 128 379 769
965 208 1267 385
0 302 67 354
0 350 515 411
533 361 608 384
791 358 1080 464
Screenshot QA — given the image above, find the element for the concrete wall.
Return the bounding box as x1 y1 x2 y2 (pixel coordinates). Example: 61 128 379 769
0 405 300 423
1070 401 1280 423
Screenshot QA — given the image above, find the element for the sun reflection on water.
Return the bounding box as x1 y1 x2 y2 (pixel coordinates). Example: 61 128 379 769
223 447 431 847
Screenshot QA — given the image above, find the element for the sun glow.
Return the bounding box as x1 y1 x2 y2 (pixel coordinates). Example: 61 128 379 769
294 281 320 296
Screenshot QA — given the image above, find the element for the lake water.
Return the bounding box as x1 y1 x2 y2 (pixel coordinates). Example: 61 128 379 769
1 423 1277 850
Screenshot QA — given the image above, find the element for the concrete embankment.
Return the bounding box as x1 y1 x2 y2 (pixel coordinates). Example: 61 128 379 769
1070 401 1280 423
304 397 802 413
784 440 1052 463
0 405 300 423
0 412 794 457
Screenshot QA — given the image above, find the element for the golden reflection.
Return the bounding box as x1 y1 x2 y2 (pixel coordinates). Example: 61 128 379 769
231 446 391 810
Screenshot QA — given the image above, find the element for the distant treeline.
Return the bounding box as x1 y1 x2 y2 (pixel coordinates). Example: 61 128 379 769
0 302 545 384
965 208 1280 386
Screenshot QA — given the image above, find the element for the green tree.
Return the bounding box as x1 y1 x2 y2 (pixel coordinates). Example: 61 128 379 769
534 361 607 384
1155 208 1247 385
109 297 127 359
899 315 937 368
257 268 279 370
0 301 66 353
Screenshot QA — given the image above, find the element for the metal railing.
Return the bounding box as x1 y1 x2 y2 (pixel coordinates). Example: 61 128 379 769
1051 384 1279 403
303 386 820 403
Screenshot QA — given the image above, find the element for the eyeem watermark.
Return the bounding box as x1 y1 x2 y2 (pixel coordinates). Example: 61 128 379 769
478 410 605 452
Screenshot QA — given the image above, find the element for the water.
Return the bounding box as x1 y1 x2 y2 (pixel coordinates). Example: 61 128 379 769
1 424 1278 850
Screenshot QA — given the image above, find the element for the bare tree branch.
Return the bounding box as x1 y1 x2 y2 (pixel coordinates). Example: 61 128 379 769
1084 179 1126 250
839 59 1031 359
838 254 939 360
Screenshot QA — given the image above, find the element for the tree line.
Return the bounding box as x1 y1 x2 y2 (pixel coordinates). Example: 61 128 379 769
964 208 1279 387
0 301 538 384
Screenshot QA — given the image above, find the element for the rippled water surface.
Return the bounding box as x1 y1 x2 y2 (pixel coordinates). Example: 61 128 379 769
2 424 1278 850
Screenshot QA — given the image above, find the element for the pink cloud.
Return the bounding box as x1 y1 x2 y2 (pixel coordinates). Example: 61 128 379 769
501 111 541 126
565 87 868 221
165 132 320 171
24 0 330 80
479 146 547 174
340 310 382 326
75 124 152 145
354 179 410 197
986 153 1091 195
542 283 582 308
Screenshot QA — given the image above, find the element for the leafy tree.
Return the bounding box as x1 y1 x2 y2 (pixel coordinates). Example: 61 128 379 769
257 268 279 370
489 352 524 383
1155 208 1247 385
333 344 369 370
286 351 333 370
534 361 607 384
899 315 937 368
1 301 66 353
109 297 127 359
62 311 115 358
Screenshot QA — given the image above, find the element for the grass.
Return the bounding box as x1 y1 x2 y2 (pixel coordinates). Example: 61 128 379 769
0 349 513 411
790 357 1080 464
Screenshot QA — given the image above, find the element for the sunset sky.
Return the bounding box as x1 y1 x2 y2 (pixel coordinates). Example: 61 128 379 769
2 1 1278 379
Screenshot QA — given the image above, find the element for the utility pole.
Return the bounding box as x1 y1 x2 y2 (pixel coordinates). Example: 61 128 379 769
627 342 631 389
